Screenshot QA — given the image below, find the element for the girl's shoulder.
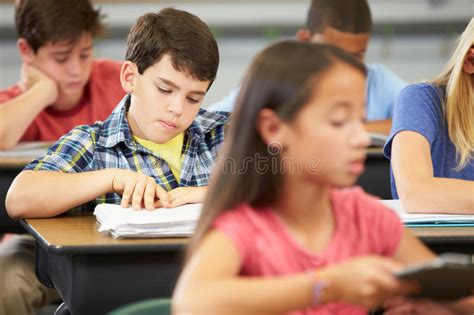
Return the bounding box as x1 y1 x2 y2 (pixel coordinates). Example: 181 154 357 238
399 83 445 108
331 187 398 221
213 204 274 233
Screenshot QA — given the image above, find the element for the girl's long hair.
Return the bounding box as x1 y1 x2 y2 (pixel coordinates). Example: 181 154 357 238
187 41 366 258
431 18 474 170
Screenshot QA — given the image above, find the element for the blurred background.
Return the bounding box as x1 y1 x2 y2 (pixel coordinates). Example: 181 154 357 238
0 0 473 107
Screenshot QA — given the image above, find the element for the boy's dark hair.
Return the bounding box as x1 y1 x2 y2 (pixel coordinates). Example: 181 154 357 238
125 8 219 87
15 0 103 53
306 0 372 34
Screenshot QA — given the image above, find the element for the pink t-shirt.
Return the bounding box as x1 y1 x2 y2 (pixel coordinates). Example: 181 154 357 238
0 59 124 142
213 187 403 315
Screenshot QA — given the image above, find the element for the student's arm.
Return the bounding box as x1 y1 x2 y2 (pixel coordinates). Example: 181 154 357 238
173 230 407 315
6 168 169 218
364 119 392 135
393 228 436 265
387 226 474 314
392 131 474 214
0 64 58 149
6 169 115 218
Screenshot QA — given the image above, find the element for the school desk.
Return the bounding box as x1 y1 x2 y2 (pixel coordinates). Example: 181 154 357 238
356 147 392 199
0 159 26 233
21 214 186 315
0 142 51 233
21 214 474 315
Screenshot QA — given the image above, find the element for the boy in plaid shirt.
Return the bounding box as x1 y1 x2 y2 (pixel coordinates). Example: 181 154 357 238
7 8 228 217
2 9 227 314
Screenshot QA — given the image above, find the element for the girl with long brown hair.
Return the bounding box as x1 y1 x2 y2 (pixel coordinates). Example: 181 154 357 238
173 41 473 315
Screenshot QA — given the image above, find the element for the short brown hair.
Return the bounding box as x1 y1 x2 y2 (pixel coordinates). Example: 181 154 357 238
125 8 219 86
307 0 372 34
15 0 104 52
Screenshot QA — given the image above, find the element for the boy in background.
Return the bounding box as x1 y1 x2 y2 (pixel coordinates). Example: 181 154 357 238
0 0 124 149
210 0 406 134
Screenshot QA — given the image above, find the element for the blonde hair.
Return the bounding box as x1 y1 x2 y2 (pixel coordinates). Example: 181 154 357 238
431 18 474 170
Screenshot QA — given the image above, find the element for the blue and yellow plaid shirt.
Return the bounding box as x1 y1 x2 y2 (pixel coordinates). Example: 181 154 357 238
24 95 229 212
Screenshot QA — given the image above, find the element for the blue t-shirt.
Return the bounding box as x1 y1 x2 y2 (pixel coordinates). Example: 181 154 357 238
383 83 474 199
208 63 406 121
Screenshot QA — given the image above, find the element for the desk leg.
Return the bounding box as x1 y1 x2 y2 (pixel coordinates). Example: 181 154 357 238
35 241 55 288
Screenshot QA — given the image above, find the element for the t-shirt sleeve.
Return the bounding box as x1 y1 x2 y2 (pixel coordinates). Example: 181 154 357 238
0 91 12 104
366 64 407 120
384 83 442 160
0 87 18 104
24 125 97 173
212 209 253 266
379 66 407 118
352 189 404 256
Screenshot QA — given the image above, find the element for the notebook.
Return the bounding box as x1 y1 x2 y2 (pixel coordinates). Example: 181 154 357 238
94 203 203 239
382 200 474 226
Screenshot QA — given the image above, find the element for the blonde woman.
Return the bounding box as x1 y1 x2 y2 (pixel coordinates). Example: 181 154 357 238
384 19 474 214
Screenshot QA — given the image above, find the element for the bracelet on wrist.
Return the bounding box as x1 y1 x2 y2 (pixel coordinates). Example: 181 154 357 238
309 271 329 307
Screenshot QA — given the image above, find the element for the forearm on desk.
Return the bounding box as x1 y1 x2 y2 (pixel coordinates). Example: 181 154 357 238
392 131 474 214
174 274 315 315
0 85 51 150
397 177 474 214
6 169 116 218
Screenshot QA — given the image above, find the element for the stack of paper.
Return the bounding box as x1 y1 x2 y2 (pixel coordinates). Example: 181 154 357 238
382 200 474 226
94 203 203 238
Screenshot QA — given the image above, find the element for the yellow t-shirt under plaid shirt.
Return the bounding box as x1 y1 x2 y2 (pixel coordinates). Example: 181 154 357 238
133 133 184 183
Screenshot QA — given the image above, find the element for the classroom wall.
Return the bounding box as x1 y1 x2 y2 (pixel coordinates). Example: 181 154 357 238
0 0 472 107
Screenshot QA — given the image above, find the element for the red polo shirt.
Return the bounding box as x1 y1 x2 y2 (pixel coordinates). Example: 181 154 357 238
0 59 124 141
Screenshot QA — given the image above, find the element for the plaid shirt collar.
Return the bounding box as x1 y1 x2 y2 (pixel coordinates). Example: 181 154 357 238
96 95 227 151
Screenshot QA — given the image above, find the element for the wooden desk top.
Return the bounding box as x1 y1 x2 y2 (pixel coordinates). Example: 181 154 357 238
409 226 474 242
0 156 36 168
0 142 53 168
22 214 188 254
22 214 474 254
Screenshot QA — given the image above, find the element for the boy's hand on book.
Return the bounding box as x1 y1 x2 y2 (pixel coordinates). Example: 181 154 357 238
167 186 207 208
19 63 58 106
111 169 169 210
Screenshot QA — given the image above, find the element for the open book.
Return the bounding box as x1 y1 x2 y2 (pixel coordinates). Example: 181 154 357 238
94 203 203 239
382 200 474 226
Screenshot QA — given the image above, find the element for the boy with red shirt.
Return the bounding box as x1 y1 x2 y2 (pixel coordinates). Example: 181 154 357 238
0 0 124 149
0 0 124 313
